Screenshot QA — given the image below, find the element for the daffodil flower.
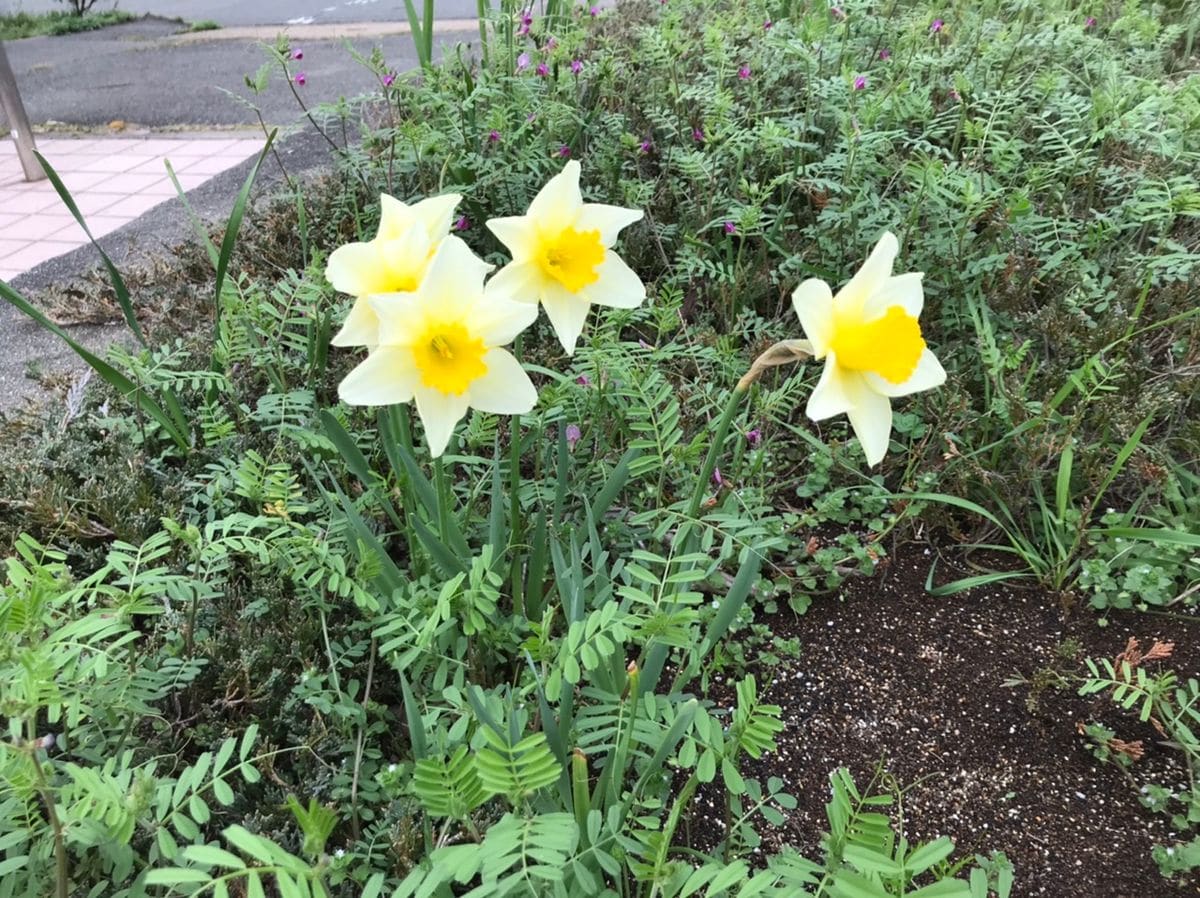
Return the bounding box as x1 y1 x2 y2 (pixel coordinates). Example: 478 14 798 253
484 160 645 355
337 238 539 458
325 192 462 348
792 232 946 466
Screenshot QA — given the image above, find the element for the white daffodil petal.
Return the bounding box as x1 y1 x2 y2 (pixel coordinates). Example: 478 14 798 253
412 193 462 239
791 278 835 359
414 386 470 458
845 384 894 467
584 251 646 309
468 349 538 414
378 194 418 241
806 354 856 421
418 237 492 309
541 285 592 355
865 271 924 320
370 293 427 346
483 260 543 305
331 296 380 348
473 292 539 346
326 241 391 297
865 348 947 398
486 215 537 260
378 224 434 289
527 160 583 233
338 347 419 406
836 231 899 316
575 203 644 246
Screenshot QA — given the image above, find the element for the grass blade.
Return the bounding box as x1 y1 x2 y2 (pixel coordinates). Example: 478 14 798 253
33 151 146 347
213 129 277 335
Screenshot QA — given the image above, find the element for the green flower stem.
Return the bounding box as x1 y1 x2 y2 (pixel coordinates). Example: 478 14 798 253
385 406 422 573
684 383 749 521
509 334 526 618
433 453 453 550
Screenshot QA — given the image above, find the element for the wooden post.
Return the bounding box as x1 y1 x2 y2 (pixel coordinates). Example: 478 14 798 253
0 41 45 182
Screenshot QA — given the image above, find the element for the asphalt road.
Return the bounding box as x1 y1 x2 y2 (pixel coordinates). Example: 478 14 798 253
2 0 483 26
6 17 475 127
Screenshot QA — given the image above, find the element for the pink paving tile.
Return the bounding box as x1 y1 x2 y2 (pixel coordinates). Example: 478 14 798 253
59 171 115 193
89 172 176 195
10 213 78 241
174 155 249 176
0 238 31 259
75 154 145 174
71 192 124 216
34 139 100 155
96 194 167 219
0 190 63 214
128 156 175 176
138 178 185 197
0 213 20 232
3 239 88 272
53 215 134 242
164 139 244 157
0 269 21 283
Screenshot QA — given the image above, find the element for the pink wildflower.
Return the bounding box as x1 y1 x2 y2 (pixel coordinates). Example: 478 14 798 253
454 215 470 231
853 75 867 90
536 62 550 77
830 6 846 20
738 64 751 80
930 18 943 33
724 221 736 235
570 58 583 74
566 424 582 451
557 144 571 158
488 129 501 143
746 429 761 447
294 72 307 86
879 48 891 60
292 48 303 60
516 52 531 72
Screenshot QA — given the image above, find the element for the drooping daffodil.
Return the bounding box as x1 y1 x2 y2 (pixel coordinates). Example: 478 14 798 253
484 160 646 355
337 238 539 458
792 231 946 466
325 192 463 348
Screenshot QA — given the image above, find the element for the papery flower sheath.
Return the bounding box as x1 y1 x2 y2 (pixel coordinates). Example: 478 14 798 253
484 160 645 354
325 193 462 349
337 239 538 458
792 232 946 466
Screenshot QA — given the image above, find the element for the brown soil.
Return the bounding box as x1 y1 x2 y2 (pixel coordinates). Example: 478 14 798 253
696 545 1200 898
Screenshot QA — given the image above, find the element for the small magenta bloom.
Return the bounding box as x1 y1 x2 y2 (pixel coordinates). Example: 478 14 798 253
854 75 867 90
383 73 395 87
948 88 961 102
724 220 736 235
566 424 582 450
738 64 751 80
930 18 943 33
764 19 772 30
570 58 583 74
1085 15 1097 28
546 36 558 51
516 52 531 72
692 126 705 143
527 112 537 123
488 129 502 143
294 72 307 86
575 374 592 387
557 144 571 158
831 6 846 20
292 48 303 60
746 428 761 447
639 138 653 154
454 215 470 231
712 467 723 487
536 62 550 77
517 10 532 34
879 48 891 60
589 5 599 15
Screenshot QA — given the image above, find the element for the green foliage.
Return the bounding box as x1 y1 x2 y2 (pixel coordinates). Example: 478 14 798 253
0 9 133 39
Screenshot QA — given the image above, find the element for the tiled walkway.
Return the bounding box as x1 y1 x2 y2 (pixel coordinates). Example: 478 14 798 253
0 136 266 282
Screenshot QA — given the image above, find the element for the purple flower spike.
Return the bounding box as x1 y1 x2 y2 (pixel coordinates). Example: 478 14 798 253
763 19 772 30
854 75 867 90
557 144 571 158
589 5 599 15
488 129 502 143
546 36 558 51
639 139 653 153
536 62 550 77
930 18 943 33
724 220 736 235
746 429 761 447
879 48 891 60
383 73 395 87
294 72 307 86
692 126 705 143
830 6 846 20
516 52 531 72
292 48 303 60
737 64 751 80
712 467 723 487
454 215 470 231
1085 15 1097 28
575 374 592 387
566 424 582 450
570 58 583 74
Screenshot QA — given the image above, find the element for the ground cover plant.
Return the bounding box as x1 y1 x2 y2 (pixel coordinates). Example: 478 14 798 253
0 9 135 41
0 0 1198 895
